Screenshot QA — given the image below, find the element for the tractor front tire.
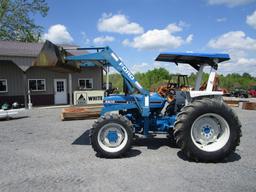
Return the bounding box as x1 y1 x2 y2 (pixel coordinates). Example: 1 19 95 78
174 98 242 162
91 114 133 158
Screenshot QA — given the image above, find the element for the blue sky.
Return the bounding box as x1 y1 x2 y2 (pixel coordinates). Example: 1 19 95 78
35 0 256 76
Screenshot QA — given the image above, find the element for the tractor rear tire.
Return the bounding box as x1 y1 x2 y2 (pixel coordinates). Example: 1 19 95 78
174 98 242 162
91 114 133 158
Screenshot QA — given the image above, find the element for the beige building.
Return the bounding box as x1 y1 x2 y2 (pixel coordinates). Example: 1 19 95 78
0 41 103 106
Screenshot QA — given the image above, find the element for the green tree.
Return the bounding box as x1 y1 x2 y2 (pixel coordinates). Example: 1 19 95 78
0 0 49 42
135 68 170 90
104 73 123 92
106 69 256 93
242 72 251 79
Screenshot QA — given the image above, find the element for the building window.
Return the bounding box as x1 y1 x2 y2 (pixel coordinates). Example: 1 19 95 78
28 79 46 91
0 79 8 93
78 78 93 89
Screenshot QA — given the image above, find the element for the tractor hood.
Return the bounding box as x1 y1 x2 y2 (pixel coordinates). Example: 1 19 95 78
104 93 165 108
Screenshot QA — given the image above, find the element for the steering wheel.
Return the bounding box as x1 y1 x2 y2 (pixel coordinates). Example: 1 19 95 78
167 82 178 89
157 85 176 102
166 88 176 103
167 88 176 95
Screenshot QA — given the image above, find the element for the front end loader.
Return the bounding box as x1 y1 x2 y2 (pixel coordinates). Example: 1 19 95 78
37 40 242 162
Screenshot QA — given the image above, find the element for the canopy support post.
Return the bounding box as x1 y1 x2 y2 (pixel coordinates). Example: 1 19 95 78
23 72 28 108
206 67 217 92
195 65 205 91
106 66 109 90
68 73 72 105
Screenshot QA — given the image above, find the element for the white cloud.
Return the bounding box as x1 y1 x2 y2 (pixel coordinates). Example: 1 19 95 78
217 17 227 22
247 10 256 29
186 34 194 43
208 31 256 51
97 13 144 34
208 31 256 76
237 57 256 65
123 23 193 50
219 58 256 75
177 21 190 28
131 61 196 74
43 24 73 44
131 62 151 73
81 32 90 45
93 36 115 45
206 0 256 7
166 23 182 33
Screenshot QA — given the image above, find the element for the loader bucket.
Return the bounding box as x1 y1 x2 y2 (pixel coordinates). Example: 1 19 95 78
33 40 80 72
34 40 65 66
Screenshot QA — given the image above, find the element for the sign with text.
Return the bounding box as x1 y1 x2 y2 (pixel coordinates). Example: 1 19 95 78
74 90 104 105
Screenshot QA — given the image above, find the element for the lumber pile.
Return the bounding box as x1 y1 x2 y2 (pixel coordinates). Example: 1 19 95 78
61 105 102 120
242 102 256 110
223 99 240 107
223 98 256 110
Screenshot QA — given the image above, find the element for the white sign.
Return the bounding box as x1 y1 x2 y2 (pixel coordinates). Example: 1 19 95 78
74 90 104 105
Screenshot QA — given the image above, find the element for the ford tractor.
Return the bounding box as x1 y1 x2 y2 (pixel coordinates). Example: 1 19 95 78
38 41 242 162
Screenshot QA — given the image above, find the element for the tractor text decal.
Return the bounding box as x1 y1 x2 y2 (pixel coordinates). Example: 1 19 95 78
119 62 135 81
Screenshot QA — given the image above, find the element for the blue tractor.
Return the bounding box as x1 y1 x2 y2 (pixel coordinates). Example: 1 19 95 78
39 41 242 162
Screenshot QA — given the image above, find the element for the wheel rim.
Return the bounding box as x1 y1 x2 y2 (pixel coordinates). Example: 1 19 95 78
97 123 128 153
191 113 230 152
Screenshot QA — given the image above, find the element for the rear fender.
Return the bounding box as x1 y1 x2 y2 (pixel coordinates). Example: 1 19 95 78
186 91 223 103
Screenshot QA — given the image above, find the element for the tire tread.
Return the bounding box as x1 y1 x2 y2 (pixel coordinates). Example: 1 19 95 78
174 98 242 162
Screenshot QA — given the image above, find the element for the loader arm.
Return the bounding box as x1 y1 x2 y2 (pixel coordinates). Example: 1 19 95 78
35 40 150 120
65 46 150 117
65 47 146 95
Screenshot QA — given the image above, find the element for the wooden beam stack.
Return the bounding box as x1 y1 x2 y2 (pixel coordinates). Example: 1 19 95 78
224 100 240 107
61 105 102 121
242 102 256 110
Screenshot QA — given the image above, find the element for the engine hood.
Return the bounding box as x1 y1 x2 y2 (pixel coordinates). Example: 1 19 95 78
104 93 165 108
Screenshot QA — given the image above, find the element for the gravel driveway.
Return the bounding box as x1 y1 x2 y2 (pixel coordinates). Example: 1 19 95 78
0 107 255 192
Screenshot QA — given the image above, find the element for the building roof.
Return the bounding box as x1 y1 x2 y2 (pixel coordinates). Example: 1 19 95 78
0 40 43 57
0 40 80 57
0 40 84 72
